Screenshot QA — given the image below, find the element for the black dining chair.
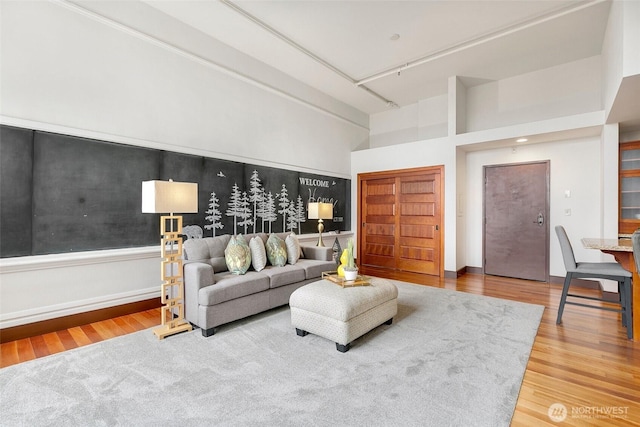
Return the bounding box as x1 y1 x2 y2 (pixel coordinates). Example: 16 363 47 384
555 225 633 339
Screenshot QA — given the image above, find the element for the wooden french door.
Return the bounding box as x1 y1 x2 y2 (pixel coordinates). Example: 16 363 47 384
483 161 549 282
358 166 443 276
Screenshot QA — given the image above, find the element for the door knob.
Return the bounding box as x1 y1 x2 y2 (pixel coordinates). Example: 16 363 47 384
535 212 544 226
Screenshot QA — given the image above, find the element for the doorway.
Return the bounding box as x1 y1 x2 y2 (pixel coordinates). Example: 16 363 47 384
358 166 444 277
483 161 549 282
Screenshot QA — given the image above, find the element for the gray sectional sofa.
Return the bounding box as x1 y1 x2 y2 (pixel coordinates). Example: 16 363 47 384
183 232 336 337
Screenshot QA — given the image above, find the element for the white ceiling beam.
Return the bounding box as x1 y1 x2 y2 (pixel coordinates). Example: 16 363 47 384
355 0 607 87
220 0 398 108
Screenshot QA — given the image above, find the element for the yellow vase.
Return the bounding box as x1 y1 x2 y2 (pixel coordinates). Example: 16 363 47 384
337 249 349 277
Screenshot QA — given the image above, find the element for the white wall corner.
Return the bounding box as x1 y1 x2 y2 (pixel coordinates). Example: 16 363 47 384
622 0 640 78
601 124 620 239
601 0 624 116
448 76 467 136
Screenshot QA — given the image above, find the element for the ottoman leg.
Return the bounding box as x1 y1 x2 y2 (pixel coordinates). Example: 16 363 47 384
384 318 393 325
336 343 351 353
296 328 308 337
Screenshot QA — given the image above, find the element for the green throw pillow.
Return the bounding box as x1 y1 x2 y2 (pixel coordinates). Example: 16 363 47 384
266 234 287 267
225 234 251 275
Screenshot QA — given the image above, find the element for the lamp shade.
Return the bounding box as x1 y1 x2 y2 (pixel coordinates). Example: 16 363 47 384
308 202 333 220
142 180 198 214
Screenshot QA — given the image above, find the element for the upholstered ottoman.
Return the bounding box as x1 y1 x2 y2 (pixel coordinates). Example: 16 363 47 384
289 277 398 352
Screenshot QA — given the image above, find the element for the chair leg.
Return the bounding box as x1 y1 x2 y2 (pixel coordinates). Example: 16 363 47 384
556 273 572 324
619 280 628 328
623 277 633 340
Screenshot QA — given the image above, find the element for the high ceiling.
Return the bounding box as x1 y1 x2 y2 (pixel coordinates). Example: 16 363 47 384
142 0 612 115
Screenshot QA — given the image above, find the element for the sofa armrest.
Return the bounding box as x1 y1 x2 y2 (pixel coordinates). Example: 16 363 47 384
301 245 333 262
183 262 215 324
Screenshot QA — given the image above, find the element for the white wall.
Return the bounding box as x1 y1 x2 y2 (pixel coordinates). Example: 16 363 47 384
352 129 612 278
455 147 467 270
351 137 458 273
466 56 602 132
602 0 624 120
622 0 640 79
0 1 367 328
369 56 603 149
0 1 367 176
464 136 605 278
369 94 448 148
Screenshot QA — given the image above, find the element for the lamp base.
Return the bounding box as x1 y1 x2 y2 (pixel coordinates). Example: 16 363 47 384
317 219 325 246
153 320 192 340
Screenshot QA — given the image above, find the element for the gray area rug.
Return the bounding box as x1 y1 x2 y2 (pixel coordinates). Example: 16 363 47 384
0 280 544 427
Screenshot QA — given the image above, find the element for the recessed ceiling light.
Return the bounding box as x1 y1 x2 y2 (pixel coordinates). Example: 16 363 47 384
516 138 528 143
390 34 400 41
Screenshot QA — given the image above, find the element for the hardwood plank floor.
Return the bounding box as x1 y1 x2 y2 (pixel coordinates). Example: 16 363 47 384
1 273 638 426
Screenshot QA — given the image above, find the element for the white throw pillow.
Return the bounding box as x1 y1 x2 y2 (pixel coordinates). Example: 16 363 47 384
285 232 301 264
249 236 267 272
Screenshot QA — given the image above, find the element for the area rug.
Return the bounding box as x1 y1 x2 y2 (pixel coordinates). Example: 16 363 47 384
0 280 544 427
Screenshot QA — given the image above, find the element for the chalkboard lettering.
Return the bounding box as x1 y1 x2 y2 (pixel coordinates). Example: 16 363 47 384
299 176 329 188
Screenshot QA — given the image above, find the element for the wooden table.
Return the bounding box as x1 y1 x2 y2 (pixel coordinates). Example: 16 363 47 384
582 238 638 340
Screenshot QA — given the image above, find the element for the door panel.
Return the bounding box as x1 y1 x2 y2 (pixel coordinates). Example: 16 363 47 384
361 178 396 269
360 169 442 277
484 162 549 281
398 174 440 275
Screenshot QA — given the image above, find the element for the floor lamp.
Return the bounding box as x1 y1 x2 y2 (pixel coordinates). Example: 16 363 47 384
308 202 333 246
142 179 198 339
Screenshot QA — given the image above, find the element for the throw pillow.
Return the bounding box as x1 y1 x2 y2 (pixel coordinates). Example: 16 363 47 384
224 234 251 275
249 236 267 272
285 232 301 264
266 233 287 267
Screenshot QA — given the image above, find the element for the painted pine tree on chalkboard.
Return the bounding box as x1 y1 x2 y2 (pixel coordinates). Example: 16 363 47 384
225 183 242 235
295 195 306 234
263 192 277 233
248 170 263 234
237 191 253 234
277 184 290 232
286 200 298 231
204 191 224 236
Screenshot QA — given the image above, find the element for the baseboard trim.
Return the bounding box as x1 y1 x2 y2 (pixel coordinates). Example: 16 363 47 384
456 270 604 290
0 298 161 343
444 267 467 279
549 275 601 290
601 290 621 303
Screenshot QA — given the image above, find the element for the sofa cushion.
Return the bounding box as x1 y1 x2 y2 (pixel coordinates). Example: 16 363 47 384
260 264 306 288
266 234 287 267
285 232 301 264
199 271 270 306
184 235 231 273
225 235 251 275
295 259 338 280
183 238 210 261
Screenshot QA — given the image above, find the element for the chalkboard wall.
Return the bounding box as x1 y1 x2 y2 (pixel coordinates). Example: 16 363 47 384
0 125 351 258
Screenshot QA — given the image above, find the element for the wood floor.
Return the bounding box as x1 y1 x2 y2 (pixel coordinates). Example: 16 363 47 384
1 272 638 426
